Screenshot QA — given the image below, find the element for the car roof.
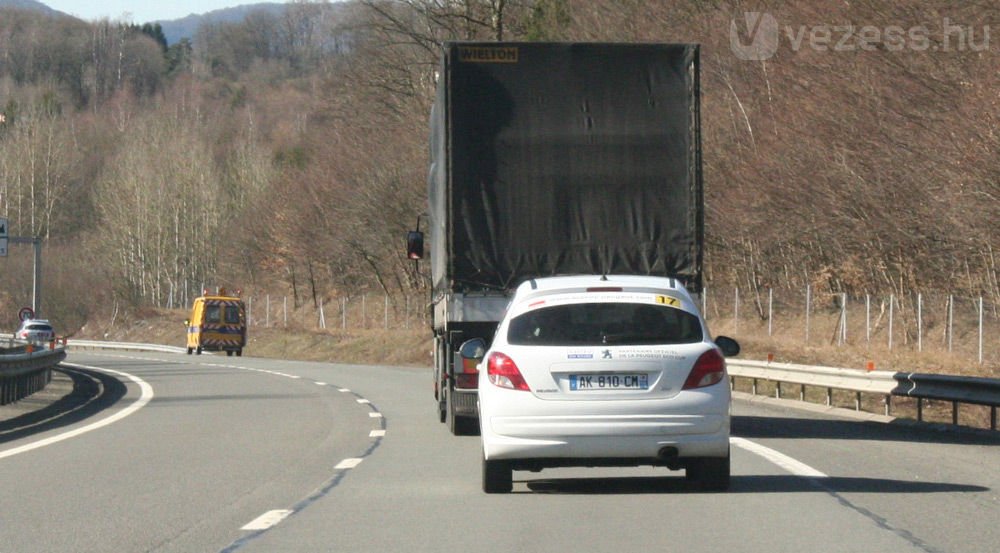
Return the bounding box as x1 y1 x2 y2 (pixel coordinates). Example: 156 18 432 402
20 319 51 326
514 275 688 296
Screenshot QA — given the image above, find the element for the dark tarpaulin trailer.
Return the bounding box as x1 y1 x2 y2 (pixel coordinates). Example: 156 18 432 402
429 42 703 296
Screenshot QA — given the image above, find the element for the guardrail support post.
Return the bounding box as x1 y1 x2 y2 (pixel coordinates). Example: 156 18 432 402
800 384 805 402
826 388 832 406
992 407 997 431
855 392 861 411
885 395 891 417
775 381 781 399
752 378 758 395
917 398 923 422
952 402 959 425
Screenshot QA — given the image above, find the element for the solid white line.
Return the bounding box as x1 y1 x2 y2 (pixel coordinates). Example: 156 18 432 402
335 458 363 470
241 509 293 531
0 363 155 461
730 437 828 478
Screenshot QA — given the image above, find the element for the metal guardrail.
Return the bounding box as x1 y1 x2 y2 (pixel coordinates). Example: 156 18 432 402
728 359 1000 430
65 339 189 355
0 341 67 406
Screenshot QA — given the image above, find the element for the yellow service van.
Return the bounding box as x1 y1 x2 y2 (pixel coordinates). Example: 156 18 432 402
185 290 247 356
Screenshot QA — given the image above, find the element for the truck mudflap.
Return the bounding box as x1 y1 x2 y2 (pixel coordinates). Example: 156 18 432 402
451 389 479 417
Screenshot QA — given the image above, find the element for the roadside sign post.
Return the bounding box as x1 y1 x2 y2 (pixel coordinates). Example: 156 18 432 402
0 218 43 316
0 217 7 257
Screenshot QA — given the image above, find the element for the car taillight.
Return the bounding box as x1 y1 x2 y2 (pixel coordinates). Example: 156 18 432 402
683 349 726 390
487 352 530 391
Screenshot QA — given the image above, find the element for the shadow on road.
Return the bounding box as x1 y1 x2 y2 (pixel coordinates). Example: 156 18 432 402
733 415 1000 446
524 474 988 495
0 366 127 444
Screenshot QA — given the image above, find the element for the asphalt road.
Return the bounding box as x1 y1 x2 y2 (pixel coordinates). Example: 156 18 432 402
1 351 998 553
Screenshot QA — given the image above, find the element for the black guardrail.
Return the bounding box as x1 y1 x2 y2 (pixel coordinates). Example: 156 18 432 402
0 344 67 406
895 372 1000 428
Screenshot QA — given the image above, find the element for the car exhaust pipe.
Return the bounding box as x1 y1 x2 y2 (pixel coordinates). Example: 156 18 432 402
657 446 679 461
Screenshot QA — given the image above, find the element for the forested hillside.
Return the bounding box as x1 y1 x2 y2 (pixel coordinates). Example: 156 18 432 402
0 0 997 334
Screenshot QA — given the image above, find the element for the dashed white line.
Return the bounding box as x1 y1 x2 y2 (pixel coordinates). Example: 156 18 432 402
315 382 327 386
370 430 386 437
338 388 351 393
356 399 370 404
335 458 364 470
368 412 383 418
241 510 293 531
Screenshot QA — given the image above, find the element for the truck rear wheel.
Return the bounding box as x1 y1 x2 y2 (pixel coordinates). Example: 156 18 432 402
483 456 512 493
686 452 730 492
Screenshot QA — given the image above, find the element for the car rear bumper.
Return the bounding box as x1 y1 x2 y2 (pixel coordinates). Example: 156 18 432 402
480 386 730 461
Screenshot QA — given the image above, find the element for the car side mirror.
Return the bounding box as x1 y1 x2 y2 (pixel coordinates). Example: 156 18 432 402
459 338 487 361
406 231 424 260
715 336 740 357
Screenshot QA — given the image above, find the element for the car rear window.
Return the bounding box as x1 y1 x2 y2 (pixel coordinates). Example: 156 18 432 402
507 302 703 346
26 324 53 332
225 305 241 324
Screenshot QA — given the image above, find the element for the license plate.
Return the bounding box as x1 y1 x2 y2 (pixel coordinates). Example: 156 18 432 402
569 374 648 391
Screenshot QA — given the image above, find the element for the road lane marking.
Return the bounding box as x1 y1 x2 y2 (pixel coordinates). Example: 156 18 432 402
335 458 364 470
730 437 828 478
369 412 383 418
0 363 154 461
315 382 327 386
370 430 386 437
338 388 350 393
356 398 370 404
241 510 293 531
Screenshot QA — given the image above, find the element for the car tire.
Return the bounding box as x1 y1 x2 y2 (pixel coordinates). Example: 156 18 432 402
686 452 730 492
186 347 193 355
196 346 202 355
236 349 242 357
483 456 512 494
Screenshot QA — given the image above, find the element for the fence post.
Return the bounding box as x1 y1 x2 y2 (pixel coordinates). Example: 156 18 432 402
266 295 271 328
979 296 985 364
866 294 871 344
703 286 708 319
767 288 773 337
342 297 348 330
839 293 847 345
734 288 739 332
805 285 811 343
917 293 923 352
319 300 326 329
948 294 954 353
888 294 894 350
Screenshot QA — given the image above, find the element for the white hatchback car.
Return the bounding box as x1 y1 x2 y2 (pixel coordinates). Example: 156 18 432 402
467 275 739 493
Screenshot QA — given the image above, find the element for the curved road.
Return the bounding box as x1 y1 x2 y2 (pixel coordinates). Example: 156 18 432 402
1 351 997 552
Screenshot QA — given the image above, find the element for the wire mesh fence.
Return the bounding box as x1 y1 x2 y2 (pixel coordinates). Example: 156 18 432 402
703 285 997 366
244 294 430 332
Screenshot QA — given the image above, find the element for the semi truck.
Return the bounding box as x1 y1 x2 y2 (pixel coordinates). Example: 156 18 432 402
407 42 704 435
